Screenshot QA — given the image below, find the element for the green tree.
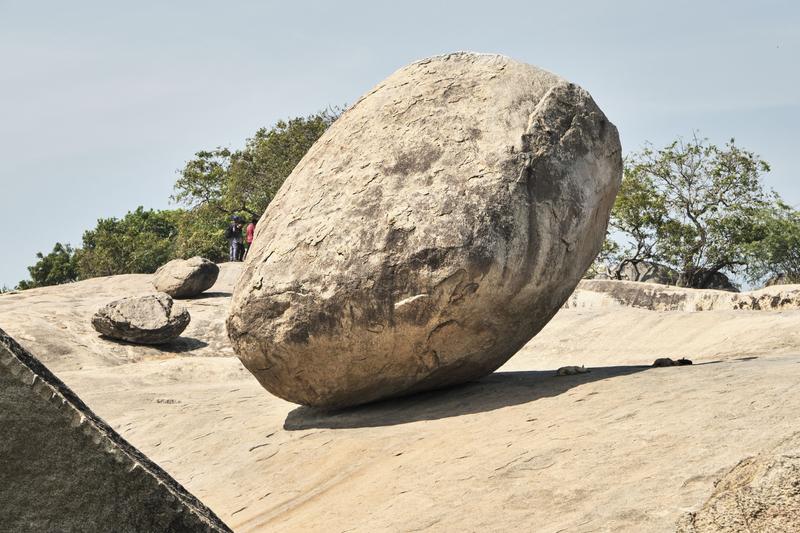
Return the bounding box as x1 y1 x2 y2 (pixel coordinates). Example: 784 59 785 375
605 136 771 288
746 201 800 284
16 242 79 290
172 206 229 263
75 207 179 278
603 168 668 279
173 108 340 218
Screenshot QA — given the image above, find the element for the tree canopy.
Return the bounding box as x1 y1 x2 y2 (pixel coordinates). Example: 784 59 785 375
173 109 340 218
75 207 180 279
15 108 341 290
16 243 79 290
601 136 775 289
746 201 800 284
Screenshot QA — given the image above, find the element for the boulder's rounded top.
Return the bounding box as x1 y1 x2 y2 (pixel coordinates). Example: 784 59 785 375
410 51 513 64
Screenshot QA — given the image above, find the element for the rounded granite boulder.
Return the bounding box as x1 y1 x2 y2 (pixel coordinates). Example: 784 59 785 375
227 52 622 408
153 257 220 298
92 293 190 344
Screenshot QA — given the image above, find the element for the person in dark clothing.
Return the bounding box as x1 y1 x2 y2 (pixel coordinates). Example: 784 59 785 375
225 216 244 261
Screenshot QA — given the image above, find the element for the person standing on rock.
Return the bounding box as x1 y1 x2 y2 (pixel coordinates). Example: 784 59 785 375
243 216 257 260
225 216 244 262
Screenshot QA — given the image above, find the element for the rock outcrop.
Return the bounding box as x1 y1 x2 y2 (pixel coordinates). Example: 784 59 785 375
153 257 220 298
617 261 680 285
601 263 738 292
228 52 621 408
0 328 230 532
565 279 800 312
676 438 800 532
92 293 190 344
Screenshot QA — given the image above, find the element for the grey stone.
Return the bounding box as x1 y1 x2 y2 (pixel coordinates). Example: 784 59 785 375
619 261 680 285
676 441 800 532
153 257 220 298
695 270 738 292
0 327 230 532
92 293 190 344
227 52 622 408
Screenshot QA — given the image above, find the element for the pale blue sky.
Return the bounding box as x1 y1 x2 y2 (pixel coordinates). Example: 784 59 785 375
1 1 798 287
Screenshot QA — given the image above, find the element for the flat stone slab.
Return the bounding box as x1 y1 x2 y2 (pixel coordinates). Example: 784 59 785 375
0 327 230 532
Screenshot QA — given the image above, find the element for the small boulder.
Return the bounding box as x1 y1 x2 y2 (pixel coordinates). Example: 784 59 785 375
91 293 190 344
620 261 680 285
153 257 219 298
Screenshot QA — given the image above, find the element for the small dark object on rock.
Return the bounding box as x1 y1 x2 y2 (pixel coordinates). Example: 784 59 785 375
652 357 693 367
556 365 590 376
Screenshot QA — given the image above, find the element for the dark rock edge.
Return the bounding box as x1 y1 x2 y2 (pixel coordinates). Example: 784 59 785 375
0 326 231 532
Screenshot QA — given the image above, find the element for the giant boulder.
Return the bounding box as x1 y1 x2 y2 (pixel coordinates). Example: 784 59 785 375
153 257 220 298
227 52 622 408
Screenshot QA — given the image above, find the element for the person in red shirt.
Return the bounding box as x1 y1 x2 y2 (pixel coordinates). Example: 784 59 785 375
243 216 257 259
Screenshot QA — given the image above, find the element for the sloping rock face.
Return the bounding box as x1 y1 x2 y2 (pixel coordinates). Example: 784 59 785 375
228 52 622 408
153 257 220 298
92 293 190 344
676 442 800 532
0 328 230 532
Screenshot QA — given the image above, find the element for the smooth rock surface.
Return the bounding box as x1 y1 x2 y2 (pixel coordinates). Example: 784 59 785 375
228 52 622 407
92 293 190 344
6 275 800 530
0 263 240 371
153 257 220 298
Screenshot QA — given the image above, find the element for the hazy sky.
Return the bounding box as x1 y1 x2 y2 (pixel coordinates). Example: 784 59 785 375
1 1 798 287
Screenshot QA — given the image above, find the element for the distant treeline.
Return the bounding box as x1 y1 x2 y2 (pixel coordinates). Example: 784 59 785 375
9 120 800 292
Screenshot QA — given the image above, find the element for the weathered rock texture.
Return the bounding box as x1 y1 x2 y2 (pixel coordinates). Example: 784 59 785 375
92 293 190 344
676 437 800 532
153 257 220 298
0 328 231 532
228 52 622 408
565 279 800 312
